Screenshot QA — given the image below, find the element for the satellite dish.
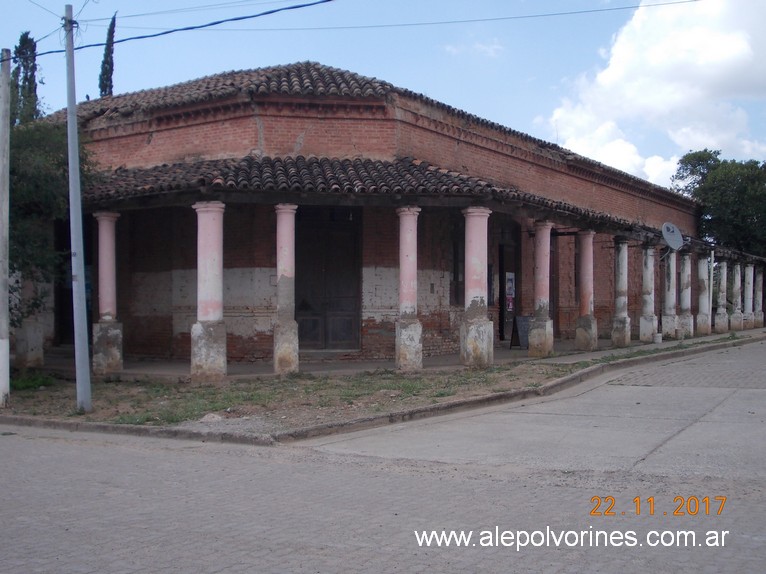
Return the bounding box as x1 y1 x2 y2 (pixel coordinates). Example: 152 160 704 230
661 222 684 251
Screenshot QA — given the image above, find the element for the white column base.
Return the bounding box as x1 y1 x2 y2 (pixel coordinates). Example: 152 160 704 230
695 313 711 336
274 319 299 375
639 314 658 343
575 315 598 351
1 338 9 408
662 315 678 339
14 318 44 369
191 320 227 380
743 312 755 330
92 321 123 375
612 316 631 348
714 311 729 333
529 318 554 357
678 314 694 339
729 311 744 331
396 319 423 371
460 318 494 367
755 312 764 329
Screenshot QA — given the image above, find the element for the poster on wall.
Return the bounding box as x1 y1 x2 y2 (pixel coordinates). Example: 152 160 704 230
505 272 515 313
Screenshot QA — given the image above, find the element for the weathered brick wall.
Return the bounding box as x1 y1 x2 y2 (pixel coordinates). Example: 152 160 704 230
360 207 463 358
391 96 697 235
86 102 396 171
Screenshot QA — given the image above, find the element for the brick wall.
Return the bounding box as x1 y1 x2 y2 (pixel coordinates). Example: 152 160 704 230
87 101 396 171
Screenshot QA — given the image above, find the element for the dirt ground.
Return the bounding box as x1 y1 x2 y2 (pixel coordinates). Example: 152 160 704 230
5 361 583 436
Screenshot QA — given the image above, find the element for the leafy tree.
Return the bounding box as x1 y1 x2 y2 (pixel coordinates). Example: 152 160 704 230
673 150 766 256
670 149 720 197
98 13 117 97
7 34 96 326
8 123 71 326
10 31 40 126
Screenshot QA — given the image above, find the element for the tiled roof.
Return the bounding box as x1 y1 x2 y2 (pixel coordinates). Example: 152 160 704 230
50 62 393 122
53 61 690 206
85 155 497 201
84 154 638 232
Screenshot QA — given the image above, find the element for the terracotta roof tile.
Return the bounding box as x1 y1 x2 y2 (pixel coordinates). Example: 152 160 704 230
49 62 392 123
85 154 644 233
85 155 497 202
45 61 691 207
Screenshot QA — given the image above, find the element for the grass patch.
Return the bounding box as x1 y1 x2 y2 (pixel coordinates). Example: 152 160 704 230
10 371 55 391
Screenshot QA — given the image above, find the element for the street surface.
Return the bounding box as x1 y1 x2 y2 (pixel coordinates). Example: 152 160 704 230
1 342 765 573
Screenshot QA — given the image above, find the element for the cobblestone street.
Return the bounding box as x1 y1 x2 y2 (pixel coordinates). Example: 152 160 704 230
2 341 765 573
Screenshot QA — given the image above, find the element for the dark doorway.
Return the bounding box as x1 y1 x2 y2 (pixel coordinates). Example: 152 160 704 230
296 207 361 350
53 219 93 346
498 220 522 341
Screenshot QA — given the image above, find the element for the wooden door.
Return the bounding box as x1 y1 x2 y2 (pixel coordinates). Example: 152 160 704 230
296 207 361 350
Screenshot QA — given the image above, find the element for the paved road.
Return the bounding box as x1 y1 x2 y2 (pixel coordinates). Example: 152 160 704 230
2 342 765 573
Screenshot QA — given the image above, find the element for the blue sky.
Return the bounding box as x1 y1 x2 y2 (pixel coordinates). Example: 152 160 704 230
3 0 764 186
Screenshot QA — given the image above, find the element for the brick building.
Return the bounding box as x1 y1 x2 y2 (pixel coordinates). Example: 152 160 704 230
44 61 762 377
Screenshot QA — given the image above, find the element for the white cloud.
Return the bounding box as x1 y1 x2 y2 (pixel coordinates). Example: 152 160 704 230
473 39 504 58
547 0 766 186
443 38 505 59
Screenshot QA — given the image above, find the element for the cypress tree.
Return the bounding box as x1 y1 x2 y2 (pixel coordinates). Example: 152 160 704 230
10 32 40 125
98 13 116 97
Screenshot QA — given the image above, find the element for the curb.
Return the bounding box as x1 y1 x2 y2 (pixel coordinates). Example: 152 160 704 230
2 333 764 445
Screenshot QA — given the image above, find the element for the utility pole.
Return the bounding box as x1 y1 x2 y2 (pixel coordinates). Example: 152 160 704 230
1 48 10 408
64 5 92 412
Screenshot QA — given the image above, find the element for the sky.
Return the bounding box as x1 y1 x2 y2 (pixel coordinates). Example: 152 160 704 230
2 0 764 187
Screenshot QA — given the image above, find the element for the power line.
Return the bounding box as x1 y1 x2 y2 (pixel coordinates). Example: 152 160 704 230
3 0 701 63
25 0 60 19
30 0 335 60
196 0 704 32
80 0 299 22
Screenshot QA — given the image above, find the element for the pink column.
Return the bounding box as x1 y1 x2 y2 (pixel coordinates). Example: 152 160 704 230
662 250 678 338
578 231 595 317
696 252 712 336
398 207 420 317
276 204 297 319
274 204 299 374
611 237 631 347
755 267 764 328
464 207 491 312
714 260 729 333
730 262 744 330
194 202 225 322
640 245 658 342
743 263 755 329
92 212 123 375
678 252 694 338
529 221 554 357
396 207 422 370
94 212 120 321
575 230 597 351
460 207 493 367
191 201 227 378
533 221 553 319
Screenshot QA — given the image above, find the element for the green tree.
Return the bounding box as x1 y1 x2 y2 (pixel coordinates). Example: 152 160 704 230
7 34 97 326
98 13 117 97
10 31 40 126
8 123 71 325
673 150 766 255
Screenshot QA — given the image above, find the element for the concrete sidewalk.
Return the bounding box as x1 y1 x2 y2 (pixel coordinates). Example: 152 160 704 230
3 328 764 446
37 328 766 381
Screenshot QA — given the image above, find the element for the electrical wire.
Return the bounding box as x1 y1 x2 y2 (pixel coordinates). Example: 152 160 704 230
3 0 702 62
80 0 299 22
25 0 60 19
28 0 335 59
